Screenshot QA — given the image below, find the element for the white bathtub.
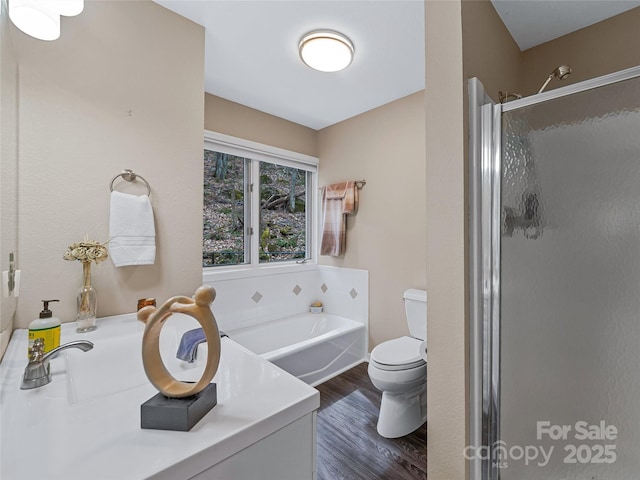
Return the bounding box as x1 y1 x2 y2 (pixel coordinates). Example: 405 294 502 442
227 313 367 386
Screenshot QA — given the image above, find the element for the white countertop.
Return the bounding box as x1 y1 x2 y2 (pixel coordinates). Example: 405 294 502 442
0 313 319 480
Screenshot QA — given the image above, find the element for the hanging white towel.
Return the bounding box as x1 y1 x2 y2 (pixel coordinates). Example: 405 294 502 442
109 191 156 267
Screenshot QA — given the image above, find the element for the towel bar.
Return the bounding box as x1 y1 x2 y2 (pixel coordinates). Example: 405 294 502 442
110 169 151 196
320 180 366 190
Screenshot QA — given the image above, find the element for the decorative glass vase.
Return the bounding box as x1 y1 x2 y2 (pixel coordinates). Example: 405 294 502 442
76 261 97 332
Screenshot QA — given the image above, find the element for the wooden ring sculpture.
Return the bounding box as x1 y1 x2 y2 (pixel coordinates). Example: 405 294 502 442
137 286 221 398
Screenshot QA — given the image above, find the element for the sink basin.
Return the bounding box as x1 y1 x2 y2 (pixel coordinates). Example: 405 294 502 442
66 313 207 404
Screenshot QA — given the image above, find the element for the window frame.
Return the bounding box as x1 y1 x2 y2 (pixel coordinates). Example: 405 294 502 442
203 130 319 280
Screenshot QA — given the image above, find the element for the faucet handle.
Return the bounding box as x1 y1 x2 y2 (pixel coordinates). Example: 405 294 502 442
28 338 45 362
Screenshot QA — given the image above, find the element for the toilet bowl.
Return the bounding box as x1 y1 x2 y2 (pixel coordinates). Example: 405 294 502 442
368 289 427 438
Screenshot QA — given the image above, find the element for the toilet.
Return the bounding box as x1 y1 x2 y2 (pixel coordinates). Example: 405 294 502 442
368 289 427 438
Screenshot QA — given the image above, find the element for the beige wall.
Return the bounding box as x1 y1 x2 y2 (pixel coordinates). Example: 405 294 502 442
521 7 640 96
12 1 205 328
425 1 467 479
462 0 521 103
205 94 318 158
0 0 18 357
425 1 524 478
317 92 426 349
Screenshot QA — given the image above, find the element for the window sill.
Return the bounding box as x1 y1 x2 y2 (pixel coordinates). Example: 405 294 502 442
202 261 318 283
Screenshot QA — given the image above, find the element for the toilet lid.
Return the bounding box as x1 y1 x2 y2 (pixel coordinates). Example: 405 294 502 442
370 336 426 371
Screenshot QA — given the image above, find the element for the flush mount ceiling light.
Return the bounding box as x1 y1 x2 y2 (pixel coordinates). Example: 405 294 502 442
54 0 84 17
9 0 84 41
9 0 60 41
299 30 354 73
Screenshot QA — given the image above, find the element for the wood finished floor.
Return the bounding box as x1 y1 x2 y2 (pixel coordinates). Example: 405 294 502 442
316 362 427 480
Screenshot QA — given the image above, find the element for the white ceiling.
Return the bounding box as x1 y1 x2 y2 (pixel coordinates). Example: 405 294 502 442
491 0 640 51
155 0 424 130
154 0 640 130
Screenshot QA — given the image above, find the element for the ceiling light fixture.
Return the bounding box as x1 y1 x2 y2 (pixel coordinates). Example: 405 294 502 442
54 0 84 18
9 0 84 41
9 0 60 41
299 30 354 73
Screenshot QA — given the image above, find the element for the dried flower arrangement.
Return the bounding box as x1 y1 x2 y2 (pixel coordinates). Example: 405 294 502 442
64 238 109 330
63 239 109 264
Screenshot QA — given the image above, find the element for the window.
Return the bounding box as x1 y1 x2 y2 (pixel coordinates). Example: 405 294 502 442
203 131 318 269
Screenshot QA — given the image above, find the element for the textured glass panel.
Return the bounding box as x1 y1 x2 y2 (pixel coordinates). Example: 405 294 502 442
499 76 640 478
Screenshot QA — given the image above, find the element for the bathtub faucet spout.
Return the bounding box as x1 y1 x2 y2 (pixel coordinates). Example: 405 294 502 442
177 328 228 363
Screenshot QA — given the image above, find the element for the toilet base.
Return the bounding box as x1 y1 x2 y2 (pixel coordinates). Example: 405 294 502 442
376 384 427 438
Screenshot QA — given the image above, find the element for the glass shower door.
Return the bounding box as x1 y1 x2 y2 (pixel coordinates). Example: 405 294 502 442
498 74 640 479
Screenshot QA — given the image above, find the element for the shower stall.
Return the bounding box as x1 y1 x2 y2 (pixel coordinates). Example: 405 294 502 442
469 66 640 480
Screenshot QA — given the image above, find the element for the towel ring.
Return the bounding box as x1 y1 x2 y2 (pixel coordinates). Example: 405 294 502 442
110 169 151 196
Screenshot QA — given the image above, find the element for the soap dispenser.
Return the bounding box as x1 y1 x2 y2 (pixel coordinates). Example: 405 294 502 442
28 300 61 355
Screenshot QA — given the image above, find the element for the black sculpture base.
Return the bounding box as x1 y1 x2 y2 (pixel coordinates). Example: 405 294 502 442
141 383 217 431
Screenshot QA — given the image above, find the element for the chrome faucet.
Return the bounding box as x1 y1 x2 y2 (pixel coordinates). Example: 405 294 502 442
21 338 94 390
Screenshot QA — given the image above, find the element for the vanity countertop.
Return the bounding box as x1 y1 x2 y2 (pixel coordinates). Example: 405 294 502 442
0 313 319 480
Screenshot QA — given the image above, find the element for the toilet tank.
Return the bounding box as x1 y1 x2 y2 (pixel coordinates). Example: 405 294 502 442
404 289 427 340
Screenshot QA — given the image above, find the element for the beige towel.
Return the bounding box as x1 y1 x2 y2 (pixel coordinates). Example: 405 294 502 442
320 181 359 256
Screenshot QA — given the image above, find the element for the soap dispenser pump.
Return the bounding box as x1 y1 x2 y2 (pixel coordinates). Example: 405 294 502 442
28 299 61 355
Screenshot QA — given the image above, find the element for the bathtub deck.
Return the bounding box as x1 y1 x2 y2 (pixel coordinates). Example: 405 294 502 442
316 362 427 480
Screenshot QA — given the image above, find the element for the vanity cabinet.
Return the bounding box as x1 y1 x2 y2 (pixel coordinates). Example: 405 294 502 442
1 314 320 480
191 414 316 480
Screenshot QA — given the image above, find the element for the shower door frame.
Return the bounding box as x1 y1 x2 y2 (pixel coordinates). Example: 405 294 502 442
469 64 640 480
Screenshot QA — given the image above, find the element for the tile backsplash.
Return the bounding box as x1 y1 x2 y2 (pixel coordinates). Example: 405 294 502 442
202 266 368 333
